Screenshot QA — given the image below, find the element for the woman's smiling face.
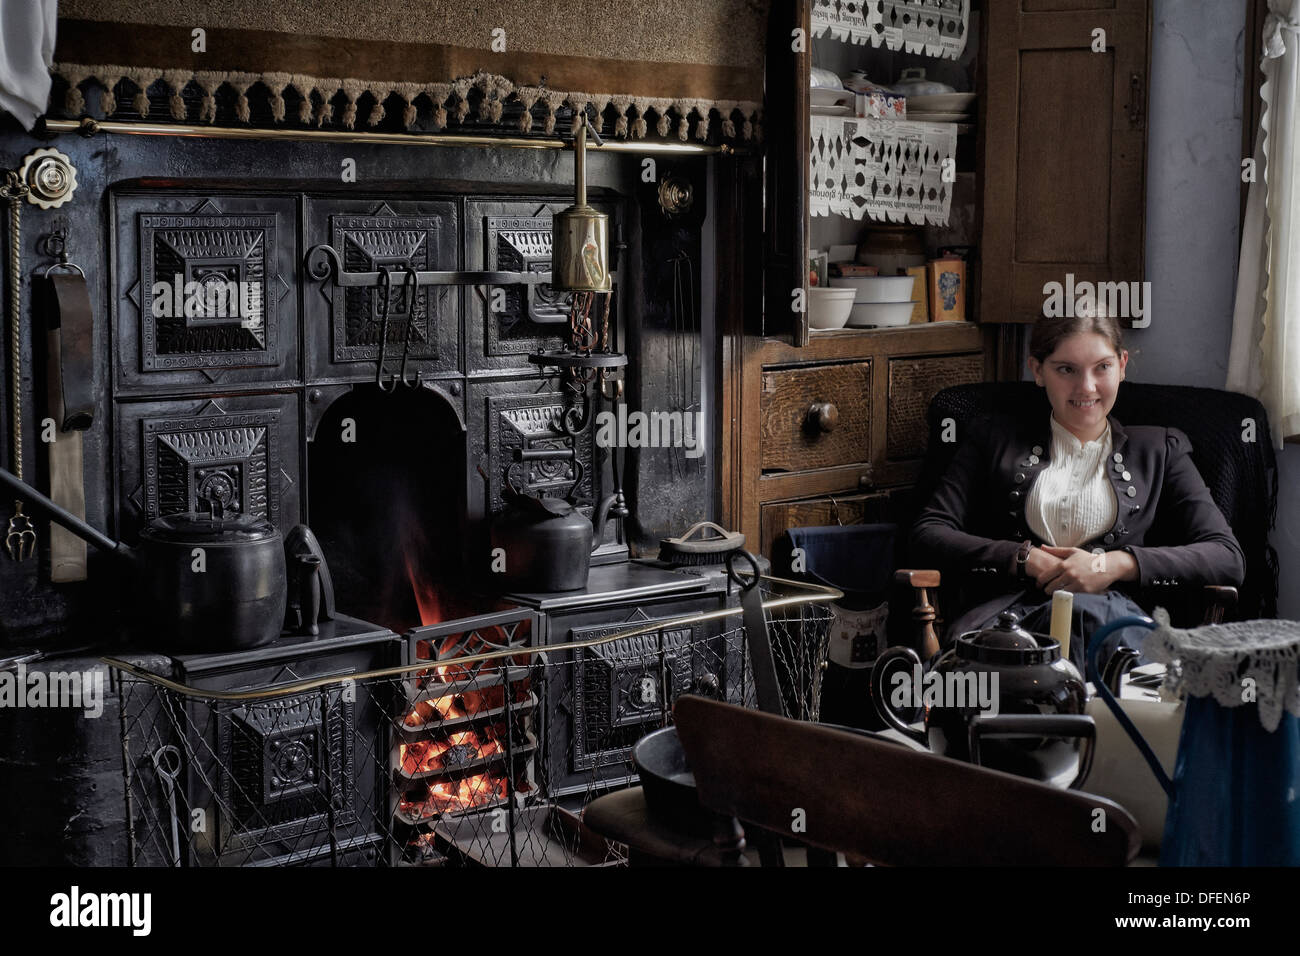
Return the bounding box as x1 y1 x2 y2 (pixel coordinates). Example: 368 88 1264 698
1028 332 1128 442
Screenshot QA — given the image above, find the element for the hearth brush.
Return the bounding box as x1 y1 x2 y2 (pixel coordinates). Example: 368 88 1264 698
658 521 745 567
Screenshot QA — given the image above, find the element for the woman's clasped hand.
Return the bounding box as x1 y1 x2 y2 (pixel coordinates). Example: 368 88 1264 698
1022 544 1139 595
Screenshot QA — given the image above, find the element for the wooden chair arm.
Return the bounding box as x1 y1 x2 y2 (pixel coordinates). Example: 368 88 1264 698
1201 585 1237 624
894 569 941 660
894 569 940 589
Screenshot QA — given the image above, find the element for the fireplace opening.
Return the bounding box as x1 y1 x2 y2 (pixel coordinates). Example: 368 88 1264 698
307 384 471 633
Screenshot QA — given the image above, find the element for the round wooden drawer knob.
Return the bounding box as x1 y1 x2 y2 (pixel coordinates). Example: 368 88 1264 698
807 401 839 433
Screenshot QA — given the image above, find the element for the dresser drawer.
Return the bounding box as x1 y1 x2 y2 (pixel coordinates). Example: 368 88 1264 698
886 353 984 460
760 491 893 558
760 361 872 472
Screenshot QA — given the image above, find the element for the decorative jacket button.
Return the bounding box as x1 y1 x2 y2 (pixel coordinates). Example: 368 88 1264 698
1014 472 1026 483
1009 490 1022 501
1122 470 1131 481
1126 486 1137 498
1032 445 1044 456
1104 533 1116 544
1029 455 1040 465
1113 452 1124 463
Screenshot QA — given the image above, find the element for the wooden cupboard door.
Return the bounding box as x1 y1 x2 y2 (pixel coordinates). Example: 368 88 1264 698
764 0 811 344
980 0 1151 324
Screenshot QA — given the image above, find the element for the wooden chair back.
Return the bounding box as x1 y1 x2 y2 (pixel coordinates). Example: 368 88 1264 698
673 695 1140 866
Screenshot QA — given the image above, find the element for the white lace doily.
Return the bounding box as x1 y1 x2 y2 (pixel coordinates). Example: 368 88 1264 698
1143 608 1300 732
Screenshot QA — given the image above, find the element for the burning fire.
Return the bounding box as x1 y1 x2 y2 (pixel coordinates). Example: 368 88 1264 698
399 773 510 819
399 728 505 776
402 681 532 728
404 548 443 627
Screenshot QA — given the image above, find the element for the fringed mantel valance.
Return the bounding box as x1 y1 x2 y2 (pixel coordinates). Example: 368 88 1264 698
50 2 770 142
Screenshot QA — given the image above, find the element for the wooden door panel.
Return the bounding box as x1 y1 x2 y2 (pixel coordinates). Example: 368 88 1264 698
980 0 1150 324
1023 0 1119 11
1014 49 1114 264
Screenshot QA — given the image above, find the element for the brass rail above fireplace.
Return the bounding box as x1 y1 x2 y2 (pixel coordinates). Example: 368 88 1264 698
102 574 842 702
43 118 739 156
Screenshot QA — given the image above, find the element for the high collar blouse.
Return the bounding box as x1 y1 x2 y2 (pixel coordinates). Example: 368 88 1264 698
1026 414 1118 548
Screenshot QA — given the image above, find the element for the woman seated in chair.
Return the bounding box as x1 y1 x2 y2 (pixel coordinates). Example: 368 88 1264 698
910 313 1245 670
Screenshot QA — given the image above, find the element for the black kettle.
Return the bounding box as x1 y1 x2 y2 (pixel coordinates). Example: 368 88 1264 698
488 477 618 592
870 611 1095 788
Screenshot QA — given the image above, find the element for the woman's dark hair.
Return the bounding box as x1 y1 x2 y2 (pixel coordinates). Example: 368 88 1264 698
1029 314 1125 363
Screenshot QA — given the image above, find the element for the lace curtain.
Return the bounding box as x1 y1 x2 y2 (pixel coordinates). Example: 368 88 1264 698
1228 0 1300 447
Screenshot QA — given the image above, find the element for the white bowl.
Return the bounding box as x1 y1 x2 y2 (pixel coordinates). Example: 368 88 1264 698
849 301 917 327
809 287 856 330
831 275 915 303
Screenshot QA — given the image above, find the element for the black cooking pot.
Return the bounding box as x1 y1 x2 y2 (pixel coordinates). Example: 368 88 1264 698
0 465 286 651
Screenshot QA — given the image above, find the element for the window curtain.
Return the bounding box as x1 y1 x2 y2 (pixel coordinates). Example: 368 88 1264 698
1228 0 1300 448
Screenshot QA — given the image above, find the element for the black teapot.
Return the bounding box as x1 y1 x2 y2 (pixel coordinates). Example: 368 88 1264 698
870 611 1095 788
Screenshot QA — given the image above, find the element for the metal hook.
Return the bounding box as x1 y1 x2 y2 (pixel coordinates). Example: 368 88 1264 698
40 224 84 278
396 265 423 388
374 267 398 392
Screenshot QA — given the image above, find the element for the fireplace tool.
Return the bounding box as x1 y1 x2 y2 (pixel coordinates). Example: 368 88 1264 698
2 170 35 560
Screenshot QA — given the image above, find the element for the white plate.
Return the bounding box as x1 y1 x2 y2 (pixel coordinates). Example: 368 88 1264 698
811 88 853 109
904 111 970 123
905 93 976 112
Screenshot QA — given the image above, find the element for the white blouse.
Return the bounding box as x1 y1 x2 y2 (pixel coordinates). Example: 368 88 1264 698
1026 415 1118 548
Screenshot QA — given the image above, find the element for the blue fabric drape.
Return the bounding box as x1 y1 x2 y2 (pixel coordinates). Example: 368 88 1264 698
1160 698 1300 866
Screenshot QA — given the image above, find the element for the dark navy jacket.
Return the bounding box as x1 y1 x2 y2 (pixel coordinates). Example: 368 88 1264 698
909 412 1246 592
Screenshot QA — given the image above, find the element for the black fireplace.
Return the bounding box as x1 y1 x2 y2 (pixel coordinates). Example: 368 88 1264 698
0 126 727 865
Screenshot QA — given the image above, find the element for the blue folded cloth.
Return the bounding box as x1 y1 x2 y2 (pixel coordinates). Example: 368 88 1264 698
776 523 897 609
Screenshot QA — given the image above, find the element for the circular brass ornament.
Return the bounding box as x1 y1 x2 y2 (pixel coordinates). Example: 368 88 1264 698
18 148 78 209
657 175 694 217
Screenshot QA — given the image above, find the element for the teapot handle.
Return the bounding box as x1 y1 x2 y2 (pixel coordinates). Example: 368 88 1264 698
1086 615 1172 796
967 714 1097 790
869 646 928 746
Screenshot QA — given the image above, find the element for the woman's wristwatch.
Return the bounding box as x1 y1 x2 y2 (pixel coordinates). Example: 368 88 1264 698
1014 540 1034 579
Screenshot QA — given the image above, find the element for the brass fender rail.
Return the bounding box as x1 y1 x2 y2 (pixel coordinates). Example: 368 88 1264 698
101 574 842 702
42 118 740 156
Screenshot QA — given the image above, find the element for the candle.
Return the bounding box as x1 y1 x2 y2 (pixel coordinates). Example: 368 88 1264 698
1050 589 1074 661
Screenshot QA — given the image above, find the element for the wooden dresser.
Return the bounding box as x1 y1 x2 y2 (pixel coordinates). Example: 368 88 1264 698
720 0 1151 557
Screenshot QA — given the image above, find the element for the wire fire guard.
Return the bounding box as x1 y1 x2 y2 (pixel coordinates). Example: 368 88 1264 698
106 576 838 868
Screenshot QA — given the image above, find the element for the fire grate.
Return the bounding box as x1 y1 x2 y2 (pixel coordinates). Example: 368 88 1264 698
108 579 835 867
